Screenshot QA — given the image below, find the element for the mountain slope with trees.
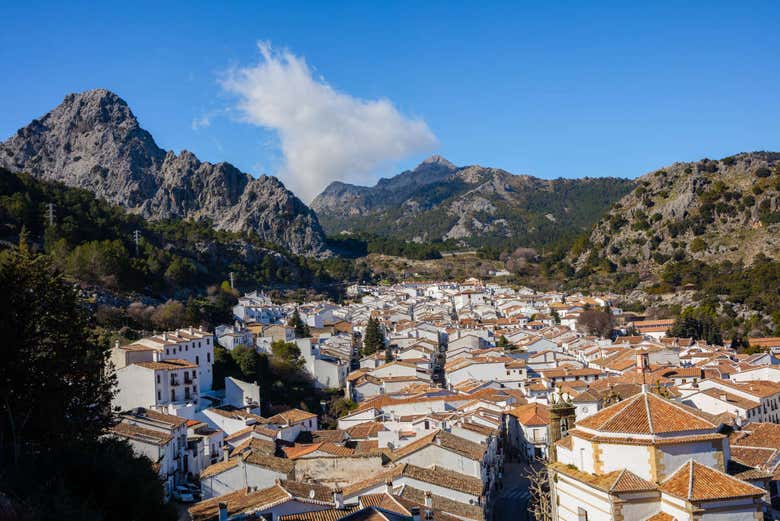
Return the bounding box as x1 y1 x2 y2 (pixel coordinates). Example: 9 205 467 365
0 168 364 305
0 89 329 256
312 156 635 251
554 152 780 337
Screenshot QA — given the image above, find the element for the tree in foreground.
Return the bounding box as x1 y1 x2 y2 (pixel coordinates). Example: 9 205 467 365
0 239 175 520
526 463 553 521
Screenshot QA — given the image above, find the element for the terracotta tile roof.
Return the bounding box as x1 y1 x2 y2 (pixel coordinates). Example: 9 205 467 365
189 481 333 521
342 463 482 499
643 513 676 521
609 469 658 493
134 359 198 370
550 463 656 494
730 446 778 467
224 425 253 442
382 494 463 521
699 388 759 410
188 486 289 521
283 442 356 459
508 403 550 426
310 429 349 443
109 422 172 446
346 422 387 440
576 392 715 435
555 435 573 450
243 452 295 474
399 486 484 521
389 430 485 462
659 460 765 501
731 422 780 450
278 507 360 521
267 408 318 425
200 458 239 478
568 428 724 446
125 407 188 427
709 379 780 399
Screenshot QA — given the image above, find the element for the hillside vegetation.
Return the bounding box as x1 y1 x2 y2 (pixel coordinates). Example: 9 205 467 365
313 156 635 251
0 168 362 302
551 152 780 336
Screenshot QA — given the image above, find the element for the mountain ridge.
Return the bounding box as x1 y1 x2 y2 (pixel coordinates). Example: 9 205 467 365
0 89 329 256
312 156 635 250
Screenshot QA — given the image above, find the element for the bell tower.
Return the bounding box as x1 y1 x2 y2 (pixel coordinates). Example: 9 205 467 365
548 392 576 462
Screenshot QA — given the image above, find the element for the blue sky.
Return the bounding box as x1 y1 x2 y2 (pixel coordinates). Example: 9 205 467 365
2 1 779 200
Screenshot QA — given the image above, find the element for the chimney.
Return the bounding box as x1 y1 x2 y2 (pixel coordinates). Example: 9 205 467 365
218 502 228 521
333 487 344 509
720 393 728 402
199 324 204 332
189 326 194 334
114 340 120 349
385 479 393 494
162 332 168 341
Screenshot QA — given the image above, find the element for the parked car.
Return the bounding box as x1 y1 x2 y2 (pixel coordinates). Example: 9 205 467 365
172 486 196 503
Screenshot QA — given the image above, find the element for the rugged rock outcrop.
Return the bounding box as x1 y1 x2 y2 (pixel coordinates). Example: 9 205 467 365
0 89 328 256
570 152 780 272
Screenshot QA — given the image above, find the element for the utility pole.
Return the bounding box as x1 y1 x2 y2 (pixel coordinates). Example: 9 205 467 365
47 203 55 227
133 230 141 256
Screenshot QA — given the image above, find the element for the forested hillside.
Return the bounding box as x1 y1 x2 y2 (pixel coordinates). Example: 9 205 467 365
0 168 363 302
313 156 635 251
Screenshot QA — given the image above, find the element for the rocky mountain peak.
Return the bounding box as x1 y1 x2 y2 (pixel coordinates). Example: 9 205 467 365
0 89 328 256
418 154 456 170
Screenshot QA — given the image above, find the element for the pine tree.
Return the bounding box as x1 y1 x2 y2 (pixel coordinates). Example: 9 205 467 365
363 317 384 356
289 308 310 338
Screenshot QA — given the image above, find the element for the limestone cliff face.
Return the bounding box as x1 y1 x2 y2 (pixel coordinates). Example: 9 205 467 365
0 89 328 256
570 152 780 272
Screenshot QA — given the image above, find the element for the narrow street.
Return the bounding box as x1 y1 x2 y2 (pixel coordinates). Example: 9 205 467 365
492 461 534 521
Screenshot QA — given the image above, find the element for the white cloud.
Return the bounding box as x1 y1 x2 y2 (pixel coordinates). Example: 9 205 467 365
220 41 438 202
191 114 212 130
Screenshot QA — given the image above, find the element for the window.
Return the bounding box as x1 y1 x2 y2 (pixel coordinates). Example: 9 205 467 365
156 375 160 384
578 507 589 521
207 353 211 363
196 356 199 365
171 389 176 401
206 339 210 345
157 391 161 401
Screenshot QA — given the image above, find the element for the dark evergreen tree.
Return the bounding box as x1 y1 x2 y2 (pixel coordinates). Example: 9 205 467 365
289 308 310 338
0 241 175 520
363 317 385 356
669 306 723 345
